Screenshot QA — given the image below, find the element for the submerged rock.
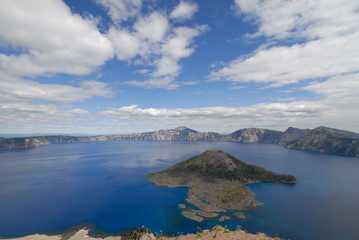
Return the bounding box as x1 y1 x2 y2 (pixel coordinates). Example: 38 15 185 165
178 203 186 209
181 211 204 222
218 215 231 222
233 211 246 219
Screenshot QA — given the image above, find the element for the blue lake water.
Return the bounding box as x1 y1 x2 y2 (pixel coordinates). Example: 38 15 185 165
0 141 359 239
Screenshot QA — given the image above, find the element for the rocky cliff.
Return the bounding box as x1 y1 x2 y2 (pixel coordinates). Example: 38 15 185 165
0 137 51 149
285 126 359 156
112 126 223 141
1 126 359 157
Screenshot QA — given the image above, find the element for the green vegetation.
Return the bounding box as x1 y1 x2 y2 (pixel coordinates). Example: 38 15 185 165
221 184 251 203
167 150 297 184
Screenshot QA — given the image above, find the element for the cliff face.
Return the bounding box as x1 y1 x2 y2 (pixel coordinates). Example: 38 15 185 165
226 128 282 143
285 126 359 156
112 126 223 141
0 137 50 149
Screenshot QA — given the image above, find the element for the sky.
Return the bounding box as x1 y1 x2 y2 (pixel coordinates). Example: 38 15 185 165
0 0 359 135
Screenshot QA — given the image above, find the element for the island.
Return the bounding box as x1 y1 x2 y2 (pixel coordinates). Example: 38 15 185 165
148 149 297 222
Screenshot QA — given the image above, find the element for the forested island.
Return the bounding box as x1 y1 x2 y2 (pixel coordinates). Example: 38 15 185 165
148 149 297 222
1 126 359 157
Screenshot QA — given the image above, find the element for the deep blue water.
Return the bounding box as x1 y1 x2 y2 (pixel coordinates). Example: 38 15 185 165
0 141 359 239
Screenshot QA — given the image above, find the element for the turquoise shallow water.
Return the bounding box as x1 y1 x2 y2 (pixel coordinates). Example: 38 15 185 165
0 141 359 239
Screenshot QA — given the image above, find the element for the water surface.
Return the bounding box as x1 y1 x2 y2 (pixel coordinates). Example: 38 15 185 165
0 141 358 239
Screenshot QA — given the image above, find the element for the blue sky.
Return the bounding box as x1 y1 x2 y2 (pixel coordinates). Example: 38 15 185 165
1 0 359 135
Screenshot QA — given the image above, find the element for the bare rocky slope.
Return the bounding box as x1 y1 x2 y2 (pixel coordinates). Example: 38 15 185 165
1 126 359 157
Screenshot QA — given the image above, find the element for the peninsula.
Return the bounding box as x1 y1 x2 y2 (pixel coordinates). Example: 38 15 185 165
148 149 297 222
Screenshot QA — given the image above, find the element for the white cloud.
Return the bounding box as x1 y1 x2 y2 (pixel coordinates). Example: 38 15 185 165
99 101 325 132
107 27 140 60
134 12 169 43
210 34 359 86
0 101 89 125
304 73 359 112
116 18 206 88
234 0 359 40
210 0 359 87
0 74 112 103
0 0 113 77
124 76 180 89
170 1 199 20
181 81 200 86
95 0 142 23
97 0 205 89
101 72 359 132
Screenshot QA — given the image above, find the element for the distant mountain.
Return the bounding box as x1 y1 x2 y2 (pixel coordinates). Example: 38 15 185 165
285 126 359 157
225 128 283 143
0 135 109 150
1 126 359 157
113 126 223 141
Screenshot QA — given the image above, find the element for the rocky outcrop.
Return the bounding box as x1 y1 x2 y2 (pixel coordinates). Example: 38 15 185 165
160 225 278 240
127 225 155 240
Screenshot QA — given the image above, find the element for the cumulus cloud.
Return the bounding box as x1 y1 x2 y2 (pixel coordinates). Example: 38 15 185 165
134 12 169 42
0 0 113 77
95 0 142 23
170 1 199 20
113 16 206 88
210 0 359 87
210 35 359 86
107 27 140 60
234 0 359 40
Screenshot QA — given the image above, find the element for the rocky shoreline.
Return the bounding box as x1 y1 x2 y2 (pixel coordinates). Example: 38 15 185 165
148 172 260 222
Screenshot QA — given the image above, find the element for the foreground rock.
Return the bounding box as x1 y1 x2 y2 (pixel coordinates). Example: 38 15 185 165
127 225 154 240
1 226 279 240
161 225 278 240
1 228 122 240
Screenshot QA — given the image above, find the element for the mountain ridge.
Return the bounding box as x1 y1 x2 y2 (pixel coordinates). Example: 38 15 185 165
1 126 359 157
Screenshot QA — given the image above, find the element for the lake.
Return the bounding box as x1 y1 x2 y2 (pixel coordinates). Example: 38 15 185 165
0 141 358 239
